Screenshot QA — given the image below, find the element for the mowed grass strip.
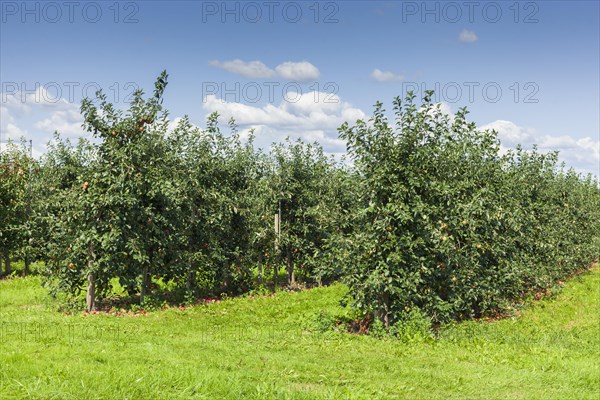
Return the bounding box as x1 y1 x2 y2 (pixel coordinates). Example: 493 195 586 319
1 267 598 399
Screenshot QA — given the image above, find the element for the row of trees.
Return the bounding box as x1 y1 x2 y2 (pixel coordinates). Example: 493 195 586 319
1 73 598 327
339 93 600 325
1 72 351 311
0 141 35 275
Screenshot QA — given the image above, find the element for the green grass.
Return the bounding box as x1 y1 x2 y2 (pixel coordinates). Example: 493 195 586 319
1 268 598 399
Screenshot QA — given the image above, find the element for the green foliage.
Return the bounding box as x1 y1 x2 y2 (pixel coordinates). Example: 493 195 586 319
5 73 598 325
0 140 35 271
268 138 347 285
41 71 181 300
339 91 600 326
389 307 434 342
32 73 351 304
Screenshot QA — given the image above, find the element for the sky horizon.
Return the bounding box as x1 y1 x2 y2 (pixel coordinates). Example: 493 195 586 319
1 1 599 177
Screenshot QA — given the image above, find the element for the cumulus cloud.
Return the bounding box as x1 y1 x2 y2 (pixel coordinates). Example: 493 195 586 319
1 88 86 157
479 120 536 146
275 61 320 81
210 59 320 81
0 123 29 152
209 59 276 78
33 107 84 137
0 105 28 149
458 29 478 43
371 69 403 82
1 105 15 127
480 120 599 176
4 123 28 140
202 91 365 153
1 85 78 113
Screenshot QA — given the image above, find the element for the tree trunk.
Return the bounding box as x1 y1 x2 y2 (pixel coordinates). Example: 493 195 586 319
286 248 295 286
377 292 391 329
0 252 3 275
4 254 11 275
140 248 154 303
24 251 30 276
86 272 96 312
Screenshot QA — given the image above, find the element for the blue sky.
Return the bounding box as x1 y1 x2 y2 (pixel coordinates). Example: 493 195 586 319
1 0 598 176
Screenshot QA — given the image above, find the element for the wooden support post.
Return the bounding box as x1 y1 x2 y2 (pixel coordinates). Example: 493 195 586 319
86 244 96 312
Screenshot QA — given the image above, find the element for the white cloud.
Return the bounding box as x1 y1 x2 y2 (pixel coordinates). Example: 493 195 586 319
1 85 77 114
458 29 478 43
1 105 15 126
4 123 28 139
209 59 276 78
275 61 320 81
1 88 86 157
0 106 28 149
281 91 342 116
202 91 366 153
371 69 403 82
479 120 535 146
210 59 321 81
1 92 31 114
203 91 365 130
33 107 84 137
480 120 599 176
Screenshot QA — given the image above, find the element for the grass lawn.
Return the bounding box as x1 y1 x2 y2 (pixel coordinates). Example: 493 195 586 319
1 267 598 399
